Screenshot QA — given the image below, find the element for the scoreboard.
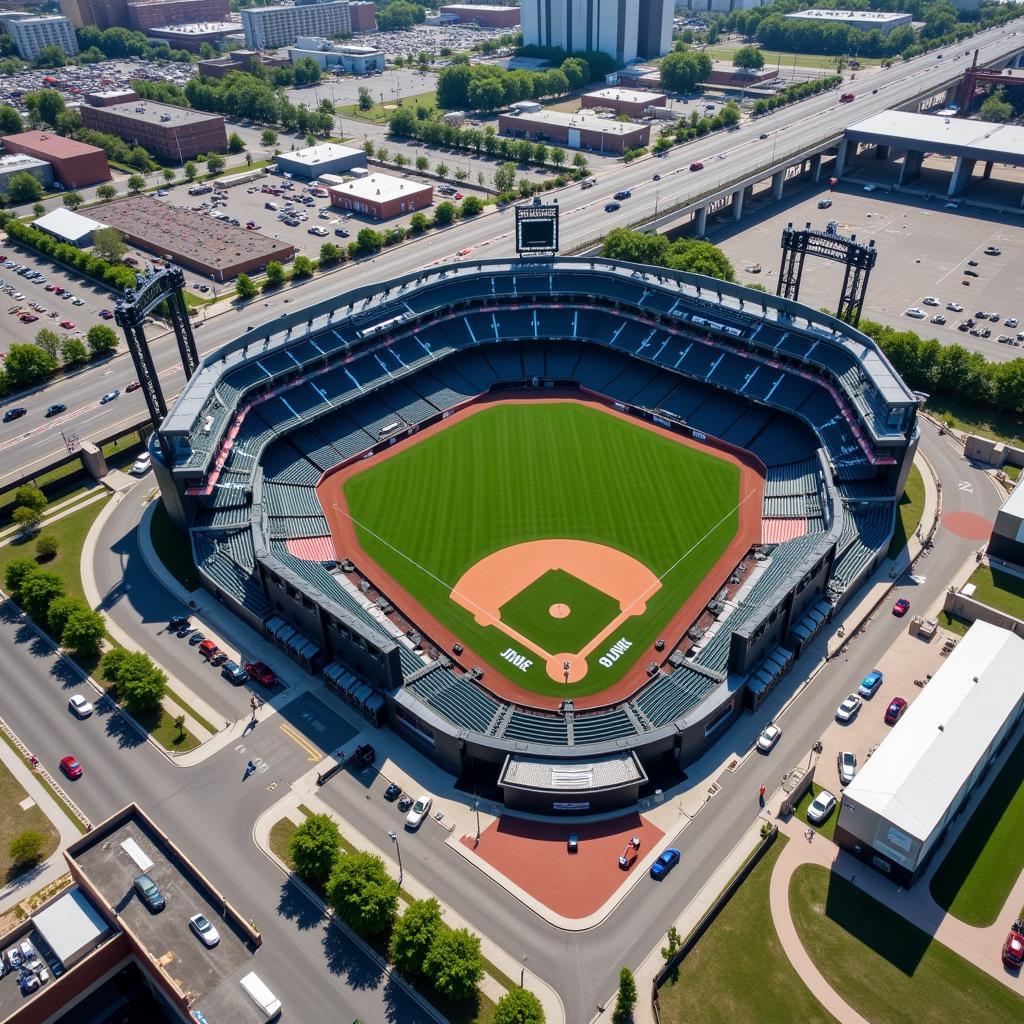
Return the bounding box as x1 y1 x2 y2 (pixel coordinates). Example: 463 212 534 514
515 200 559 254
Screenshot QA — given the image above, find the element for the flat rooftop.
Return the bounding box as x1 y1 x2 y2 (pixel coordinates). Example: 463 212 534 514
2 129 104 159
149 20 239 33
847 110 1024 164
502 109 646 135
584 87 666 103
786 8 909 19
98 195 293 273
0 152 47 170
68 807 267 1024
91 99 223 127
280 141 363 166
329 171 432 202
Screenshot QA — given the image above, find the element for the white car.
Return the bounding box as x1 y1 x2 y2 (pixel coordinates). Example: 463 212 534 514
132 452 152 475
405 794 433 830
189 913 220 947
837 751 857 786
946 302 963 312
835 693 861 722
756 724 782 753
862 184 876 192
921 296 939 307
807 790 837 824
69 694 94 718
905 308 925 319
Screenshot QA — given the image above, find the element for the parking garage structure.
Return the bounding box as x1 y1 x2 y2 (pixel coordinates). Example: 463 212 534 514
842 110 1024 206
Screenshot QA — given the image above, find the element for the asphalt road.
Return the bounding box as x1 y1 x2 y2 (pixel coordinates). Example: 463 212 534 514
47 413 999 1021
1 19 1023 483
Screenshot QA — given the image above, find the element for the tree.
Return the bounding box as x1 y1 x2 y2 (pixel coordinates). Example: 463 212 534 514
228 131 245 154
62 191 83 210
206 153 225 175
162 168 175 185
62 607 105 656
980 94 1013 123
354 228 382 256
7 171 43 204
184 161 197 181
96 184 117 201
423 927 483 1002
288 813 341 886
358 86 374 111
389 898 442 977
494 988 545 1024
236 272 258 299
13 506 43 534
92 227 127 262
14 485 46 514
0 103 22 135
306 132 317 148
659 50 712 94
375 145 389 163
47 596 80 637
261 128 278 147
21 568 63 620
9 829 46 867
290 254 315 279
433 200 456 226
263 261 286 289
5 343 58 389
415 154 429 172
612 967 637 1024
26 88 64 126
327 851 399 936
32 202 44 218
460 195 483 217
86 324 118 356
101 648 167 714
127 174 146 194
493 161 516 193
61 337 88 366
435 161 449 177
318 243 343 266
409 211 429 234
661 925 681 962
733 45 765 71
34 327 61 361
4 559 37 601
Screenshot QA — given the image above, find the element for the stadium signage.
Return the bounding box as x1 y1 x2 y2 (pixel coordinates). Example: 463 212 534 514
515 200 559 254
598 637 633 669
693 430 707 442
553 801 590 811
500 647 534 672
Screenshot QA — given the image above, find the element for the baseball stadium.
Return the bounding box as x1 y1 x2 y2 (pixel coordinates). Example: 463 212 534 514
153 257 919 814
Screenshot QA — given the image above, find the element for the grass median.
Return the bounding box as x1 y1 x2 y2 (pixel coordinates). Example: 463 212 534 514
887 463 925 559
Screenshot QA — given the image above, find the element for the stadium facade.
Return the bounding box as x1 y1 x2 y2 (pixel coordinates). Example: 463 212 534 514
152 258 918 813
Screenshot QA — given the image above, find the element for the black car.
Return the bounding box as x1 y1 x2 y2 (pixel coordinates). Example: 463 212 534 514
613 190 632 200
3 407 27 422
398 795 413 812
169 615 190 630
759 132 769 139
957 323 970 332
210 651 229 666
964 270 979 278
384 783 402 801
188 631 206 645
967 259 979 266
334 227 349 238
176 623 194 637
133 874 165 913
221 661 248 685
351 743 376 768
604 201 621 212
45 403 66 417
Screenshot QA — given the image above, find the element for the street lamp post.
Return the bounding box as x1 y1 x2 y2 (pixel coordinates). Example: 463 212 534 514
388 830 403 884
520 955 528 988
474 799 481 846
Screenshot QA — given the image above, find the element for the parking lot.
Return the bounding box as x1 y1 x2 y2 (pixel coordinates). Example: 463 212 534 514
709 175 1024 360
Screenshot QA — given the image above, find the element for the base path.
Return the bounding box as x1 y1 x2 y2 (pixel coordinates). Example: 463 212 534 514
318 391 764 711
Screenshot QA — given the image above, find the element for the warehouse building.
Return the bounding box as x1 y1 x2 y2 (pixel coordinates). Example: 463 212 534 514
987 483 1024 568
498 108 651 153
784 9 912 35
327 172 432 220
439 4 520 28
240 0 361 49
1 130 111 188
287 36 385 73
612 65 661 89
0 152 53 192
97 195 295 280
0 13 79 61
835 621 1024 887
276 141 367 180
81 99 227 161
32 207 107 246
581 87 666 117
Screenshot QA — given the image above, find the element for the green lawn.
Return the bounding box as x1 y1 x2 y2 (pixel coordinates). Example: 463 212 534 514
698 44 881 70
149 499 199 591
0 754 60 884
791 783 840 844
887 463 925 559
342 402 740 697
929 729 1024 926
338 90 438 125
790 865 1024 1024
657 836 836 1024
925 396 1024 447
269 817 298 871
939 611 971 637
962 564 1024 623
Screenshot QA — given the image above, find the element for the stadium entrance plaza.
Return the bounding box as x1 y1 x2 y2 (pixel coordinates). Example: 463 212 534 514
704 163 1024 361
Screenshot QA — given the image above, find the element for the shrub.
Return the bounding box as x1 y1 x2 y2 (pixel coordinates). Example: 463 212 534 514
9 829 46 867
35 535 58 561
287 813 341 887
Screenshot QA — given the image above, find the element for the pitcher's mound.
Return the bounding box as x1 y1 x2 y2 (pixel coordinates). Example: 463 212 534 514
549 603 570 619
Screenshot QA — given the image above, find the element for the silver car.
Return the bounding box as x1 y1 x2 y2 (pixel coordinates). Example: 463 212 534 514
189 913 220 947
835 694 861 722
807 790 837 824
837 751 857 786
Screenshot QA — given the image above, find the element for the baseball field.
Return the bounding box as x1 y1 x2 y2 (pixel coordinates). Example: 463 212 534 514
330 399 756 702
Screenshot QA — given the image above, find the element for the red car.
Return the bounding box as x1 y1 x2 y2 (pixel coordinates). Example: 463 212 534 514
59 320 75 330
892 598 910 617
60 755 83 779
245 661 276 687
45 284 57 292
455 248 472 257
884 697 908 725
1003 924 1024 969
689 161 704 171
125 381 142 393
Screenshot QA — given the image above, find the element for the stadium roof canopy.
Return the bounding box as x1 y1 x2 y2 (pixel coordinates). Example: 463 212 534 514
847 110 1024 166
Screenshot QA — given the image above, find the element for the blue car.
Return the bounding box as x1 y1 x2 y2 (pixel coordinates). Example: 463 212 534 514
650 848 681 880
858 670 884 699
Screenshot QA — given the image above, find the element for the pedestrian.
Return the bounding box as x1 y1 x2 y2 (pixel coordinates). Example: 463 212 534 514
758 784 766 806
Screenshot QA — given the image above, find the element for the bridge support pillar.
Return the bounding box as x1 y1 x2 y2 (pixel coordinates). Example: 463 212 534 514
875 144 890 160
898 149 924 186
1019 189 1024 210
694 205 708 236
948 155 976 196
772 169 785 201
732 186 745 221
835 139 850 176
983 160 993 180
811 153 823 183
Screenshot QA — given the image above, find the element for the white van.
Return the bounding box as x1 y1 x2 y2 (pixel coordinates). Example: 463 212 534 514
240 972 281 1019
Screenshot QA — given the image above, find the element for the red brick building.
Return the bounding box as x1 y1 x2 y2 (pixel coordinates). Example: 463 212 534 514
498 110 650 154
349 0 376 31
127 0 227 30
706 65 779 88
439 3 519 28
0 130 111 187
81 99 227 161
328 173 433 220
197 49 289 79
581 87 667 118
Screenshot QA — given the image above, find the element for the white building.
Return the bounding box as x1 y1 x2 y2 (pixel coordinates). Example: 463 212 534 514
521 0 672 64
784 9 913 36
835 621 1024 886
677 0 769 10
240 1 353 50
0 13 79 61
287 36 385 73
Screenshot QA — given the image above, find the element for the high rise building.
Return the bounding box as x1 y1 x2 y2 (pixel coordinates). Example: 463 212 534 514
521 0 672 63
59 0 130 29
0 12 79 59
240 0 355 49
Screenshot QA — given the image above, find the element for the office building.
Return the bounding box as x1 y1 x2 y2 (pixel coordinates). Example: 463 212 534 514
127 0 229 29
498 107 651 153
784 9 912 35
521 0 672 63
1 130 111 187
32 207 106 246
59 0 130 29
197 48 290 78
145 20 241 49
288 36 384 72
581 87 666 117
0 152 52 192
348 0 375 31
439 4 521 28
327 172 432 220
81 98 227 161
835 622 1024 886
240 0 357 49
1 13 79 61
276 141 367 179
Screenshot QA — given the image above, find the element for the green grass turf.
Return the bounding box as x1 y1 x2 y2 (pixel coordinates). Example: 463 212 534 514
498 569 621 656
790 865 1024 1024
962 563 1024 623
342 402 740 697
929 729 1024 926
887 463 925 559
791 782 840 844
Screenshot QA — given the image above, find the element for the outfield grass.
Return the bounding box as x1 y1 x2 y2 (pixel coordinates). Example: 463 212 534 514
791 783 840 844
962 563 1024 623
343 403 740 697
887 463 925 559
657 836 836 1024
790 865 1024 1024
929 729 1024 926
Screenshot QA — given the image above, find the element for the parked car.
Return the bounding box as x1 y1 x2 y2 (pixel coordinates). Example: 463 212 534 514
68 694 94 718
132 453 152 475
169 614 190 630
806 790 837 824
835 693 861 722
1002 922 1024 968
922 296 939 306
930 315 947 325
198 639 218 657
650 848 680 880
59 320 75 330
188 632 206 646
946 302 963 312
334 227 350 238
221 661 248 685
905 308 925 319
133 874 165 912
405 794 433 830
244 661 275 686
189 914 220 948
985 246 1002 256
210 651 229 667
858 670 884 699
817 199 832 209
351 743 375 768
884 697 908 725
384 783 401 802
60 755 83 779
837 751 857 786
756 723 782 753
